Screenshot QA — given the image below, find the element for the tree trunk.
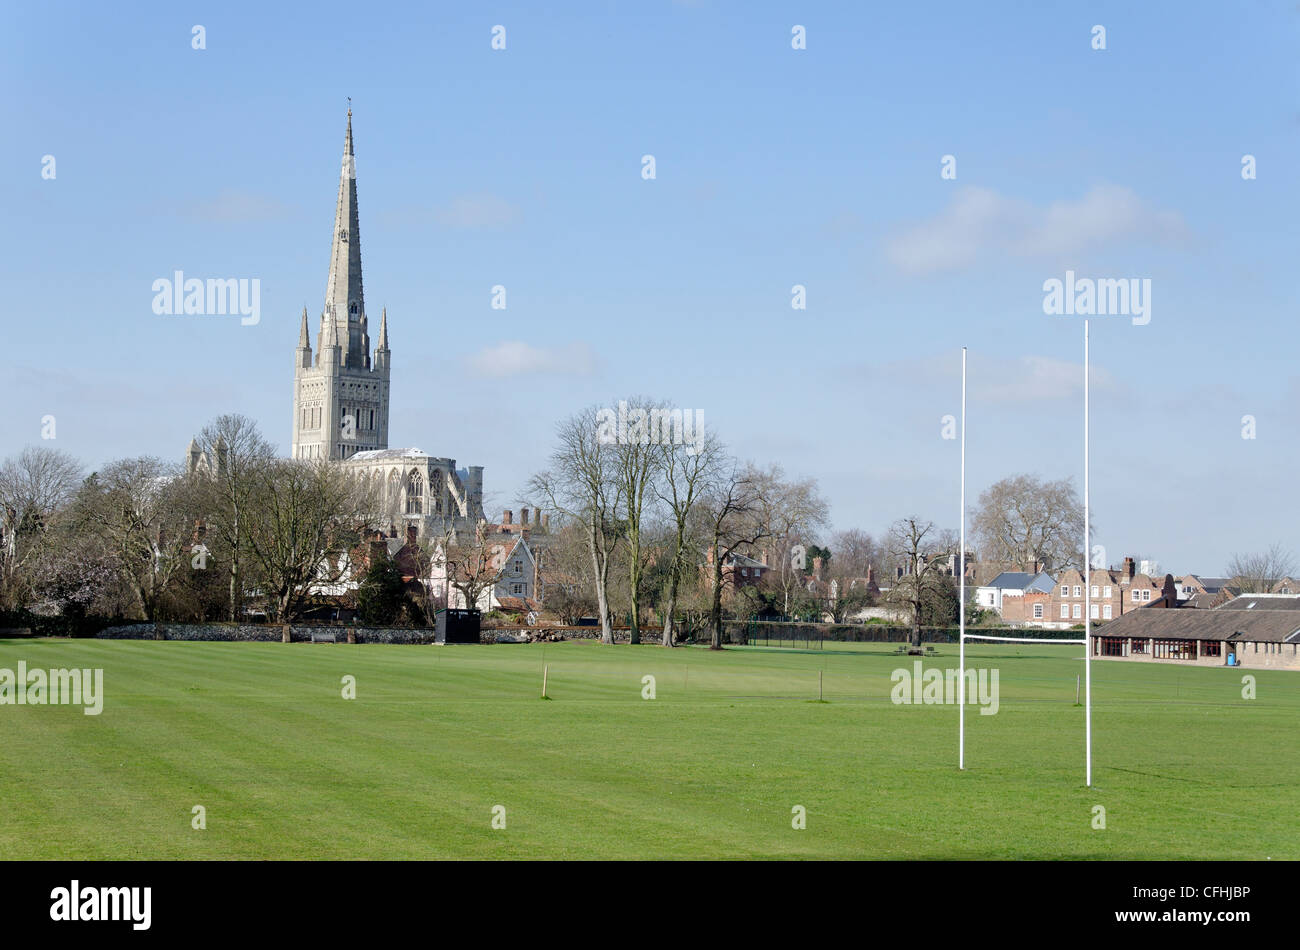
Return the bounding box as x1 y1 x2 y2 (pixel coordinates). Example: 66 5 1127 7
586 527 614 644
228 562 239 623
709 555 724 650
661 571 680 647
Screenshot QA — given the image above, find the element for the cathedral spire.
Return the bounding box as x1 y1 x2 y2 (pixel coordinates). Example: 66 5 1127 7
323 106 364 364
377 306 388 349
297 306 310 348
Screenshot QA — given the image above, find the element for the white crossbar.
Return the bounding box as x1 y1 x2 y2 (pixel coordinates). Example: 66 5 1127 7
961 634 1086 644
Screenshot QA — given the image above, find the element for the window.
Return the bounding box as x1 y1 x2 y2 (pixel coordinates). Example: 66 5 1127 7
1072 604 1081 619
513 560 523 575
1091 586 1099 599
1099 637 1124 657
1129 637 1145 653
1142 590 1151 602
1060 604 1069 619
1033 604 1044 619
1061 585 1069 597
1073 585 1082 598
511 584 524 595
1103 586 1112 599
430 470 444 514
741 568 748 577
1132 590 1140 602
1091 604 1099 619
1203 640 1221 658
404 471 424 515
1153 639 1195 660
1103 604 1112 619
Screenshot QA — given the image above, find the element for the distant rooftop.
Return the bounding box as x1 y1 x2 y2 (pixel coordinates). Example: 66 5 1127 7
988 571 1055 593
1219 594 1300 612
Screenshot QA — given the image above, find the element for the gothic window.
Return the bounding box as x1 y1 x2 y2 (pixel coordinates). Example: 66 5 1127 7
387 470 401 511
405 470 424 515
350 302 358 315
430 469 443 514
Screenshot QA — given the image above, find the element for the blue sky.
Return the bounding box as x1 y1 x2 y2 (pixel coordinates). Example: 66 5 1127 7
3 1 1297 574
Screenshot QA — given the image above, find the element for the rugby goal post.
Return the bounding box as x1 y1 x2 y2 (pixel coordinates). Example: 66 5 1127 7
957 328 1093 787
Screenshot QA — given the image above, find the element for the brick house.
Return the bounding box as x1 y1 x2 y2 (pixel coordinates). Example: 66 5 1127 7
975 571 1056 622
1036 557 1176 628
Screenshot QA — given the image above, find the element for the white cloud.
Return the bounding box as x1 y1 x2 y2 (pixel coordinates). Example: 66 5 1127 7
886 185 1187 275
470 340 598 378
434 193 521 230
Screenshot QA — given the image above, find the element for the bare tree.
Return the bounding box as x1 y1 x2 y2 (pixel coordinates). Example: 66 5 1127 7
424 521 509 616
971 474 1085 573
884 516 958 653
611 398 666 645
656 427 722 646
196 414 276 621
829 528 882 579
0 446 84 609
1226 543 1298 594
697 461 769 650
244 460 372 621
85 458 197 621
533 515 599 625
753 465 829 616
528 407 624 644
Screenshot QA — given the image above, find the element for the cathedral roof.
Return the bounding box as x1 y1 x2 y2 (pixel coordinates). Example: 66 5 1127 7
350 448 429 461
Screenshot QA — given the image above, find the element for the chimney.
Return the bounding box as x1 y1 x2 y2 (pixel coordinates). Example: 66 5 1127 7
812 556 823 580
866 564 876 585
541 512 550 530
503 509 513 526
406 524 418 545
520 508 529 525
1123 557 1135 582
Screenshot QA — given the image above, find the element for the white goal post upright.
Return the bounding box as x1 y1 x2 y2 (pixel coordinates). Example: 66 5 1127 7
956 328 1095 788
1084 319 1092 787
958 347 966 770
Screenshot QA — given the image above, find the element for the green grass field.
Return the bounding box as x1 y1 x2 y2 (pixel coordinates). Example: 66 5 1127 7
1 637 1295 860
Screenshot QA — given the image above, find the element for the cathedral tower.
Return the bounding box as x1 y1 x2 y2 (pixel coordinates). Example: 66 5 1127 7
291 109 391 460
